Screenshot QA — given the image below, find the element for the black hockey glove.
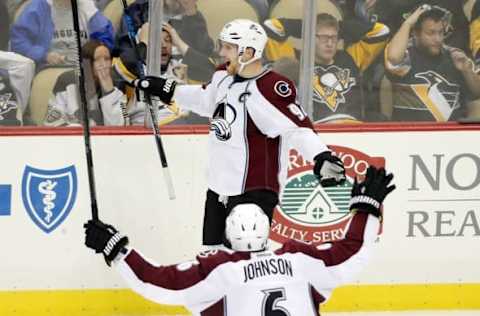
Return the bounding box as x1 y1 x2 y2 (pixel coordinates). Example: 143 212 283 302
349 166 396 218
313 151 346 187
136 76 177 105
84 220 129 266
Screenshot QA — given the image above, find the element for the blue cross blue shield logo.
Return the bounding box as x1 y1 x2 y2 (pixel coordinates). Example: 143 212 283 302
22 165 78 233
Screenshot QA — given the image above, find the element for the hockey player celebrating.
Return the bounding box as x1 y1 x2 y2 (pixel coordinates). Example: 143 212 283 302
84 166 395 315
135 19 346 247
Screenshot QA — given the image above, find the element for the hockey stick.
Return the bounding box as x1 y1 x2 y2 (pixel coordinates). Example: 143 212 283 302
120 0 176 200
70 0 99 220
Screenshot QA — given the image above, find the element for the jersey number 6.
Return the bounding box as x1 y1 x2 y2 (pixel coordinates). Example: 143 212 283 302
261 288 290 316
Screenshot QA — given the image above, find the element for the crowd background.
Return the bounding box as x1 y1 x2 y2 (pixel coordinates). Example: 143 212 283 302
0 0 478 126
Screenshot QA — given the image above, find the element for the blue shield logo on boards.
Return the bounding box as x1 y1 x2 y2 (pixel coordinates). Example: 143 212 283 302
22 165 77 233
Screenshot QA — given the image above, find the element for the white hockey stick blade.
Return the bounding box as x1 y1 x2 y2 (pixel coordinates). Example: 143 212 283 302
162 166 176 200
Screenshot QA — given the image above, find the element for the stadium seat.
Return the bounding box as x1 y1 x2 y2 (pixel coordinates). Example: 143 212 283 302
464 0 476 21
197 0 259 40
102 0 135 32
379 75 393 120
28 67 72 125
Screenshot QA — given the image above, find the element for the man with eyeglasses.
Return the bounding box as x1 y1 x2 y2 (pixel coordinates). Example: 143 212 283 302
263 9 389 123
310 13 389 123
385 5 480 121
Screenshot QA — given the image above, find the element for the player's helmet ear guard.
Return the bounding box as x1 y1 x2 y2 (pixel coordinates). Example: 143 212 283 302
218 19 268 70
225 203 270 252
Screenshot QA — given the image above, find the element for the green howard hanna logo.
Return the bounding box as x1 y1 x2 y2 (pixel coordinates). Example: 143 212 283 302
281 172 352 226
271 145 385 245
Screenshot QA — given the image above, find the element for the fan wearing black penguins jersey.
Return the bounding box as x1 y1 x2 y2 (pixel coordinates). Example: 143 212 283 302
385 4 480 121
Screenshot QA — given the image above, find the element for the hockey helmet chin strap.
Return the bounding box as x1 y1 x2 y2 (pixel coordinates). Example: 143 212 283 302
237 48 259 74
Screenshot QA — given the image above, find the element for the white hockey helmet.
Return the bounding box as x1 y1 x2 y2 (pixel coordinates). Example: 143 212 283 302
225 203 270 252
218 19 268 70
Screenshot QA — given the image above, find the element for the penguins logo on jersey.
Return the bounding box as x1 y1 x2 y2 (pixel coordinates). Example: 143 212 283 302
0 93 17 120
0 72 18 121
412 71 460 121
211 100 237 141
313 65 356 112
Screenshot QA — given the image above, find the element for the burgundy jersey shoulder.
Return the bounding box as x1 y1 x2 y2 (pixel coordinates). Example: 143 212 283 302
195 249 251 275
255 70 313 128
275 238 315 256
124 248 249 291
275 213 370 267
256 71 296 104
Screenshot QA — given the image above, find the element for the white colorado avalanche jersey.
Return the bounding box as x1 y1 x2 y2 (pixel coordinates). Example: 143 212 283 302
174 66 328 196
115 212 379 316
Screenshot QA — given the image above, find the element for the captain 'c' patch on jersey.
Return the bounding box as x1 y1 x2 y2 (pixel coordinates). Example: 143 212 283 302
412 71 461 121
313 65 356 112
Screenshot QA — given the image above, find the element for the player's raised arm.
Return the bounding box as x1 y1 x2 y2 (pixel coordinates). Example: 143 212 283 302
135 67 225 118
279 166 395 300
83 220 225 308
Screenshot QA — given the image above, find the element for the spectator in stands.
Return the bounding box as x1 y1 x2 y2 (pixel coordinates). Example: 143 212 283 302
1 0 10 51
114 23 188 84
10 0 114 68
385 5 480 121
263 10 389 123
117 0 214 58
114 22 207 124
44 40 130 126
0 51 35 125
1 0 36 125
161 22 216 82
375 0 473 54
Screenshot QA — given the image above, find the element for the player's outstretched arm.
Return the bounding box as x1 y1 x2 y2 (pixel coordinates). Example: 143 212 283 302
136 72 224 117
321 166 395 285
280 166 395 300
84 221 224 308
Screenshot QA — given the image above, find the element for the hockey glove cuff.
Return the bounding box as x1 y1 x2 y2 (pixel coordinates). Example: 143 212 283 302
84 220 129 266
136 76 177 105
313 151 346 187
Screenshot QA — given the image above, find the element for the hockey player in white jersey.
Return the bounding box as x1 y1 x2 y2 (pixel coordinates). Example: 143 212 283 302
84 166 395 316
135 19 346 247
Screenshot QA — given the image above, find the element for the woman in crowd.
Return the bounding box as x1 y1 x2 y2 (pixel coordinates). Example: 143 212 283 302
44 40 130 126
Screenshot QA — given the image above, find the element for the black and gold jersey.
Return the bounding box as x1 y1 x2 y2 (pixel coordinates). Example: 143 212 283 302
385 43 471 121
313 51 361 123
313 22 390 123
